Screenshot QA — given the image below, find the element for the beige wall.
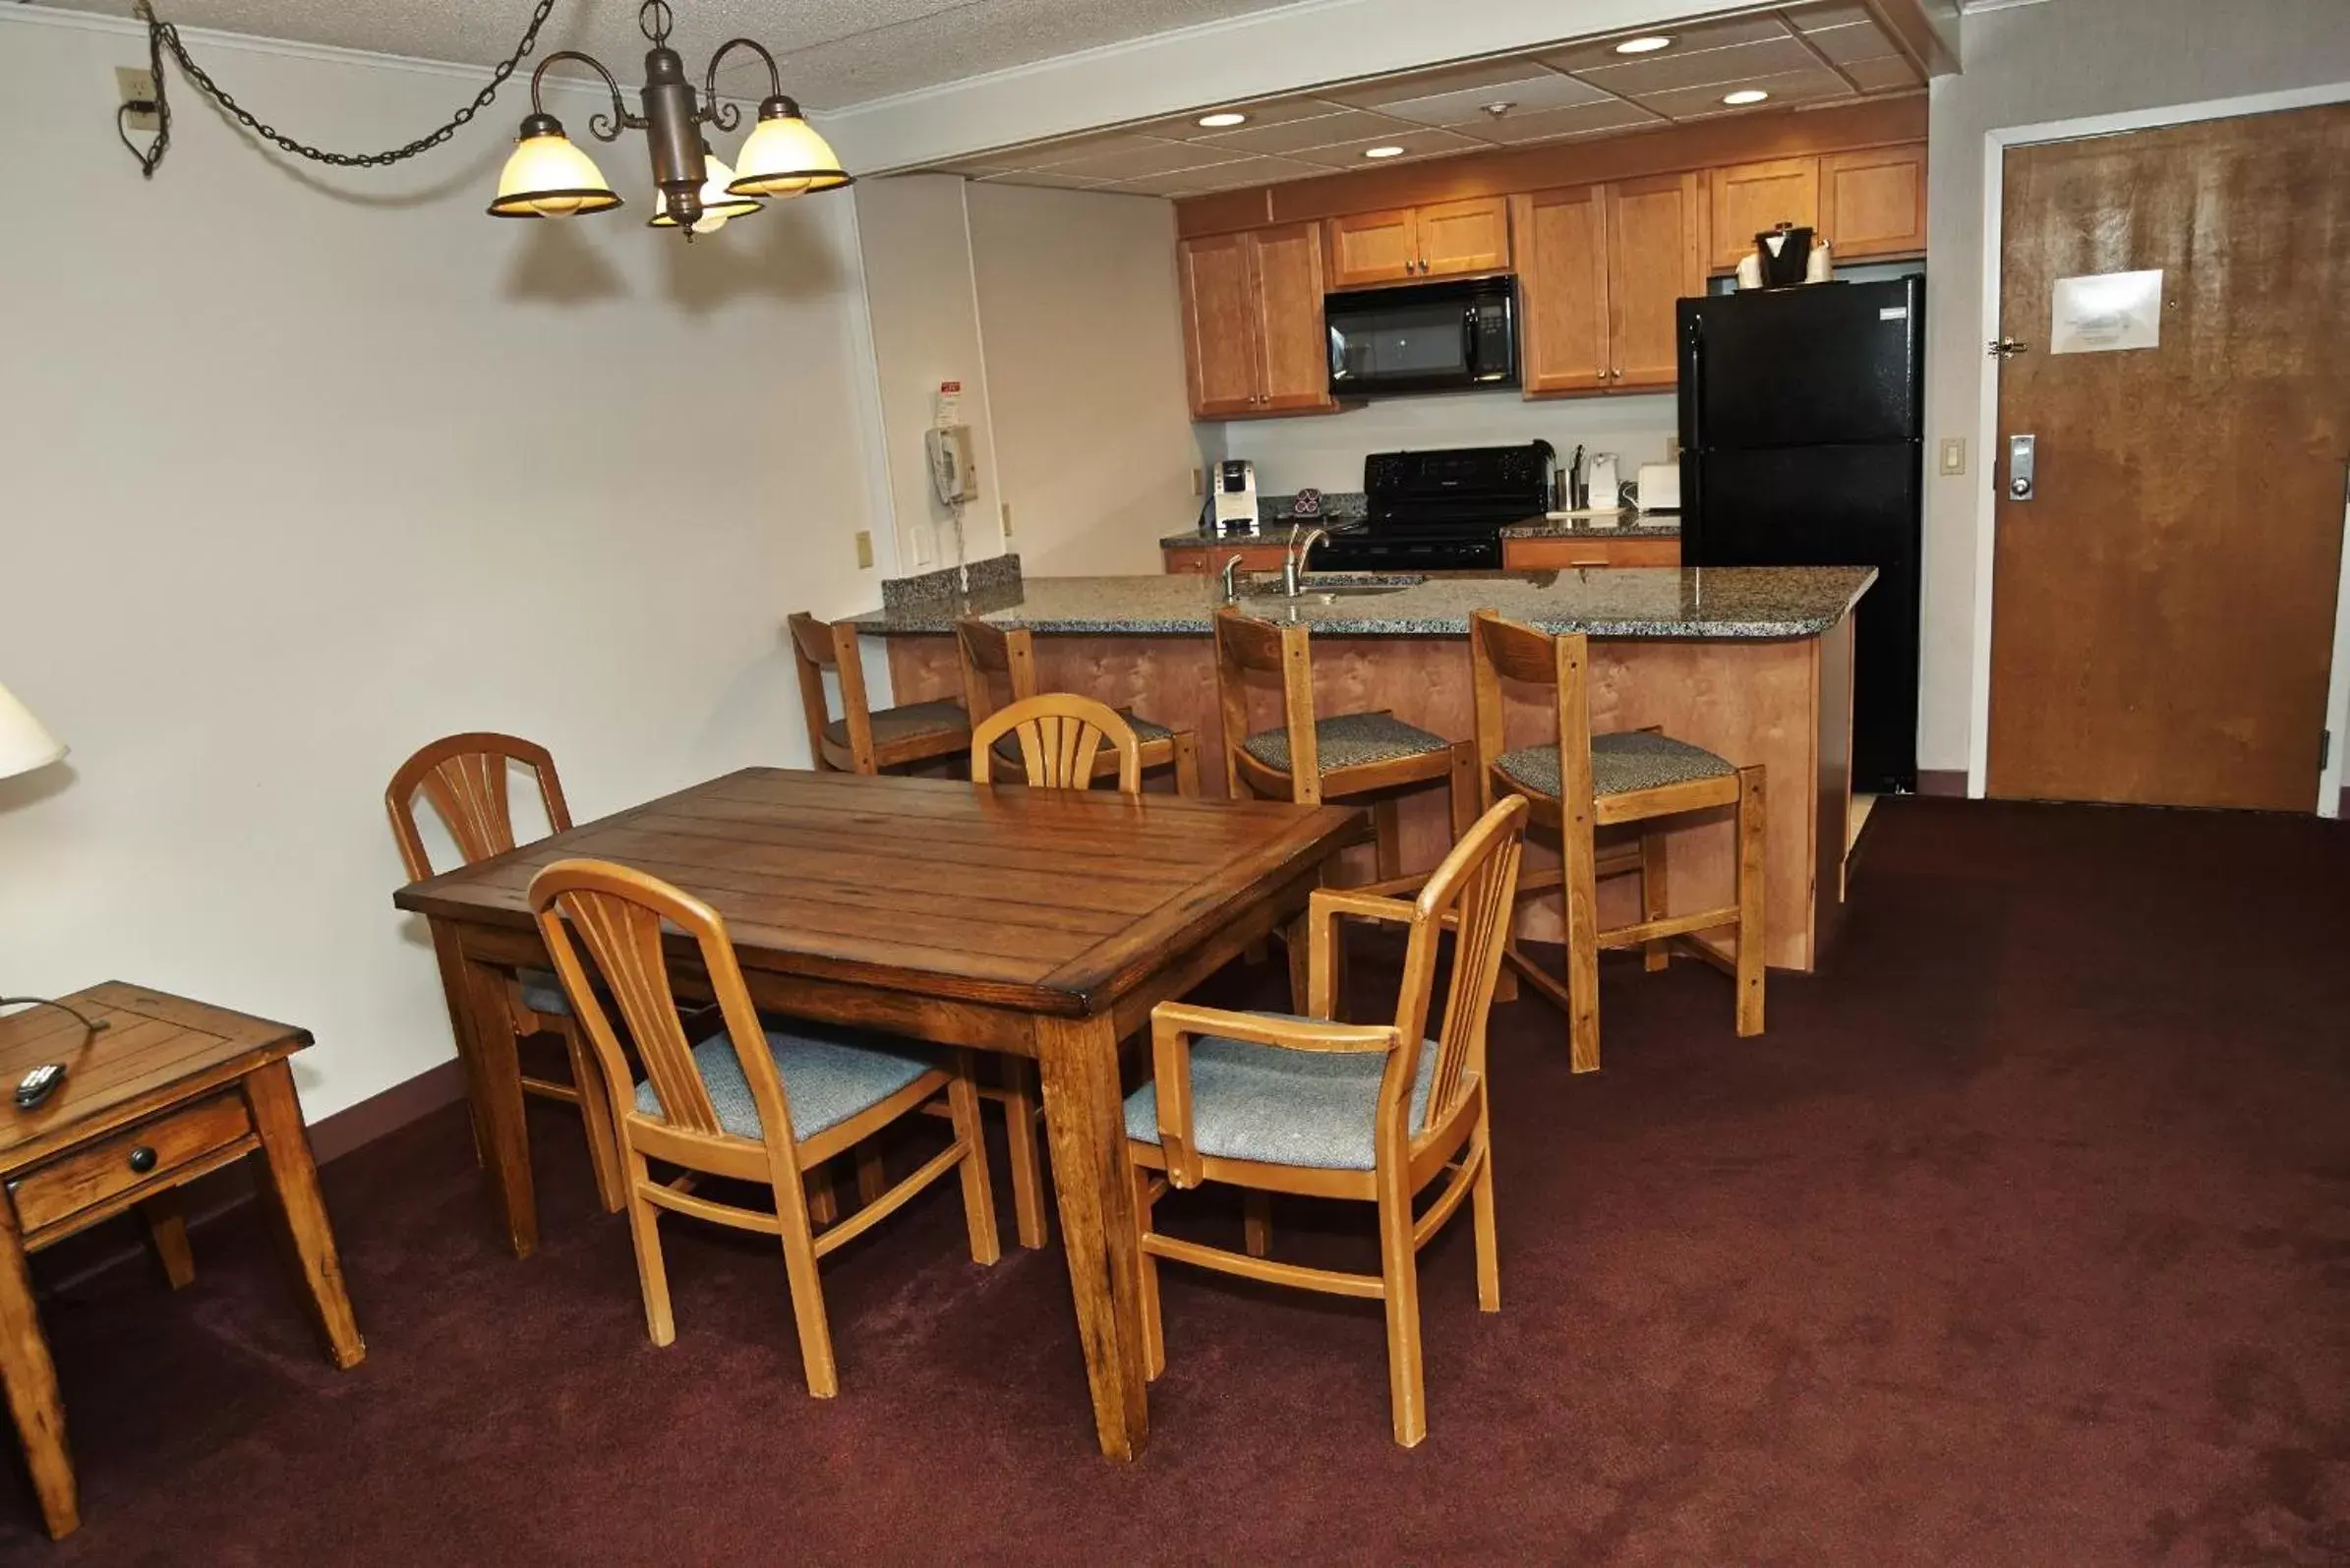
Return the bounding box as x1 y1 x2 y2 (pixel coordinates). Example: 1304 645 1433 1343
1920 0 2350 776
966 185 1200 574
0 12 886 1121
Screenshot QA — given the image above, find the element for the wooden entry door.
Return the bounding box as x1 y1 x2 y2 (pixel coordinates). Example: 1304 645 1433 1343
1986 103 2350 810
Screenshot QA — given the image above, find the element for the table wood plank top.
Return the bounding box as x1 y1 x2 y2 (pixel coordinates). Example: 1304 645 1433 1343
393 768 1365 1016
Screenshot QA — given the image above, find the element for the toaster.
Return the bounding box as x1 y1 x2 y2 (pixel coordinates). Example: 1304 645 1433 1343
1633 462 1680 513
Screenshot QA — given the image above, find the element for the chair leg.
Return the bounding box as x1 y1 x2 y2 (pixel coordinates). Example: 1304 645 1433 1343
1003 1061 1050 1249
1378 1185 1427 1448
948 1054 1003 1266
1734 766 1768 1037
1243 1191 1271 1258
621 1147 676 1347
1640 831 1673 974
1372 796 1403 883
1171 730 1202 797
556 1018 626 1214
1286 912 1313 1014
1135 1167 1166 1382
1446 740 1478 840
854 1141 888 1207
774 1174 841 1398
1563 832 1604 1074
1471 1116 1500 1314
806 1168 839 1226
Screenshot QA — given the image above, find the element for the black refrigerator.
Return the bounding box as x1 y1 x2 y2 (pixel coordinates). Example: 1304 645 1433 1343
1677 274 1924 793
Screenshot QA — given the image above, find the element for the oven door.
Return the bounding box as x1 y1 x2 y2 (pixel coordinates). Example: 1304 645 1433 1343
1325 280 1517 397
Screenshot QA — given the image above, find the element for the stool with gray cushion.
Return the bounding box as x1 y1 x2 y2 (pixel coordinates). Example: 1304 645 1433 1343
1468 609 1767 1074
790 610 970 776
956 615 1201 795
1127 795 1529 1448
532 858 999 1397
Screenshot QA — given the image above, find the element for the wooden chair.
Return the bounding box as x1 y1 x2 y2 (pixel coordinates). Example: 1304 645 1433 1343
789 610 969 775
1127 795 1530 1448
386 732 623 1213
528 858 999 1396
1212 607 1477 898
957 616 1201 795
1468 610 1766 1074
961 693 1143 1249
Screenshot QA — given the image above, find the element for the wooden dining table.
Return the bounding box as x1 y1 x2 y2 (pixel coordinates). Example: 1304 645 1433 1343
392 766 1363 1460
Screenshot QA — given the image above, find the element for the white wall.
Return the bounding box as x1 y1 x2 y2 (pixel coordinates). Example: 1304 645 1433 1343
1214 389 1677 499
966 185 1200 574
852 174 1007 576
0 12 886 1121
1920 0 2350 775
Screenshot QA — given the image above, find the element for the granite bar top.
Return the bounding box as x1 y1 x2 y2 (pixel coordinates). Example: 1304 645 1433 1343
1163 512 1680 549
850 566 1873 641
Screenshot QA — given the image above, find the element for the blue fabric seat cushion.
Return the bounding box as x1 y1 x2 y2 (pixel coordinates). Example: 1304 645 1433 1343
1123 1013 1444 1172
1495 730 1733 800
516 967 569 1016
1241 711 1450 777
634 1023 936 1143
824 698 969 751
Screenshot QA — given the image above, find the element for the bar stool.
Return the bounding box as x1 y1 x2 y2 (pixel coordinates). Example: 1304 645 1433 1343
956 616 1201 795
788 610 969 775
1212 606 1476 892
1467 609 1766 1074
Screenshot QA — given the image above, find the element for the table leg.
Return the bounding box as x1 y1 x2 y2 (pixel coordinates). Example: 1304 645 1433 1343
427 920 495 1174
245 1060 368 1370
1031 1014 1149 1462
139 1191 196 1291
441 924 538 1259
0 1205 76 1539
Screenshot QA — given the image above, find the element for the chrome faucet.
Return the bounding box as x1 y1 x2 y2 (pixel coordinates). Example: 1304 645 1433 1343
1219 552 1245 603
1283 524 1330 598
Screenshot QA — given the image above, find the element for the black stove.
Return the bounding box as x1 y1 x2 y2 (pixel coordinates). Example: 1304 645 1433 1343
1308 440 1552 572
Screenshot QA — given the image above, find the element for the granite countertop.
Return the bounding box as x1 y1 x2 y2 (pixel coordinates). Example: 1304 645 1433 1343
850 566 1874 641
1163 512 1681 548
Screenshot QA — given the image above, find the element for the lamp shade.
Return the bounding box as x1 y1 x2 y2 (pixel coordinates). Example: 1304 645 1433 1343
650 150 763 233
488 120 623 218
0 683 65 782
728 99 852 198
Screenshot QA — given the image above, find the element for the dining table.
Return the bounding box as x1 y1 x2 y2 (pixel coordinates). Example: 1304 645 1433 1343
392 765 1365 1461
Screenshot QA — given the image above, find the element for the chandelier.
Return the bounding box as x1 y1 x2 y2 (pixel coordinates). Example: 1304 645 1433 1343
491 2 852 238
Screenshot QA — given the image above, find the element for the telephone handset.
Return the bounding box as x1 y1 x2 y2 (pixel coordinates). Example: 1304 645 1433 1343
926 425 978 505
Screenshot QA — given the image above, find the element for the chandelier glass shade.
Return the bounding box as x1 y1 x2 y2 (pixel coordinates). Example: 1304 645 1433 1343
487 1 850 240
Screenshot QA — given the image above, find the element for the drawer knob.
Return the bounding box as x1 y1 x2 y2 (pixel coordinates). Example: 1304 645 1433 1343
128 1144 158 1175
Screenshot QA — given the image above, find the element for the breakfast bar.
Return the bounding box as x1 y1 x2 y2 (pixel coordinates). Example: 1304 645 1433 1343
855 565 1874 971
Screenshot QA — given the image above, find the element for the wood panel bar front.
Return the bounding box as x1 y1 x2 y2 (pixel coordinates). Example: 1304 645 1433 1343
883 622 1854 972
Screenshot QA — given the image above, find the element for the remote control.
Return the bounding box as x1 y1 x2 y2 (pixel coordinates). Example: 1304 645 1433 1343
14 1063 66 1111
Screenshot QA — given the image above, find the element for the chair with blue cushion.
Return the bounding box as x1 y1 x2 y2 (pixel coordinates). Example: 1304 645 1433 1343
1468 610 1766 1075
386 732 624 1213
529 858 999 1397
957 616 1201 795
1127 795 1528 1448
790 610 969 776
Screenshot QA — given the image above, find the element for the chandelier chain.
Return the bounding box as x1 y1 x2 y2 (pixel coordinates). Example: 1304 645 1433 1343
124 0 560 177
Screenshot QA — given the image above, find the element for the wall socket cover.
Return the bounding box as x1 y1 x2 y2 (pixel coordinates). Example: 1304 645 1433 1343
117 67 159 133
853 529 873 569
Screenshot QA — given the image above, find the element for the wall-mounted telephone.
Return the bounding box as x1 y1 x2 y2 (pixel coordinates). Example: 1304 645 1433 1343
926 425 977 506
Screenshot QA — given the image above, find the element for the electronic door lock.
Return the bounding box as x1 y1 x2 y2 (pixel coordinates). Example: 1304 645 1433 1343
2008 434 2035 501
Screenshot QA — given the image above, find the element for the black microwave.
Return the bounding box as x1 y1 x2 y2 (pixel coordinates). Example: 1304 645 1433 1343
1324 275 1518 398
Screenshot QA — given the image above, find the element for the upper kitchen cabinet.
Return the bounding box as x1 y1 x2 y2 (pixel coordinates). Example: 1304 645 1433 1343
1327 197 1510 288
1708 156 1819 273
1514 173 1702 397
1818 145 1928 261
1178 222 1337 421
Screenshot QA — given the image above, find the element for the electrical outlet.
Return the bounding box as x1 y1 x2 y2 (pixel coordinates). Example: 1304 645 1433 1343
1000 501 1013 538
116 67 159 133
1664 436 1680 463
1192 466 1204 496
1939 437 1968 476
853 530 873 569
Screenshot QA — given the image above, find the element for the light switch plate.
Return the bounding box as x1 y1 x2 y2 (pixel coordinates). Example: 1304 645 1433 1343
1000 501 1013 538
853 530 873 569
1939 437 1967 476
117 67 159 133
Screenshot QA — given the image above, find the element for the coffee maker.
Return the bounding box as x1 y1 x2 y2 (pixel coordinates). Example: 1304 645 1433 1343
1212 459 1261 535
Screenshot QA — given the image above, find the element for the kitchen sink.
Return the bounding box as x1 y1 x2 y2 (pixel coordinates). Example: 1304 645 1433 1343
1241 573 1426 602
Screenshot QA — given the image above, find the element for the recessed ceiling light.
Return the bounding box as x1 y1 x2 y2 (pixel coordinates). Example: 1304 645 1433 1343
1197 111 1248 129
1722 88 1771 105
1364 145 1407 159
1615 34 1674 54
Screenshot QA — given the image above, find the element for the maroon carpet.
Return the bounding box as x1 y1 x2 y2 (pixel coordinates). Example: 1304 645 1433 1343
6 798 2347 1565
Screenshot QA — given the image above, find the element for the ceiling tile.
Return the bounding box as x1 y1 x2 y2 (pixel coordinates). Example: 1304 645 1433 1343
1574 35 1821 94
1802 19 1906 64
1178 156 1332 190
974 168 1123 190
1632 66 1856 120
1840 55 1924 90
1790 3 1877 29
1325 57 1578 109
1192 107 1419 155
1280 127 1489 169
1132 96 1364 142
1036 139 1253 180
1540 15 1792 73
1371 72 1616 129
1471 98 1667 144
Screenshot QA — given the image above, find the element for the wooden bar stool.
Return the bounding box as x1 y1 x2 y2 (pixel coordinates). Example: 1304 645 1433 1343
788 610 969 775
1212 606 1476 895
1468 610 1766 1074
956 616 1201 795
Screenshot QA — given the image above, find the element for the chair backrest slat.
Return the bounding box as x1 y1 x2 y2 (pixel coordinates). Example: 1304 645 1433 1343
788 610 879 773
1212 607 1321 803
969 694 1143 795
1469 610 1595 811
954 617 1039 726
1383 797 1529 1140
386 732 571 882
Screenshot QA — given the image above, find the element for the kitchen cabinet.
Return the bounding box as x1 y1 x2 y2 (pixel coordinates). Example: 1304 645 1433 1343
1514 172 1703 398
1708 155 1819 273
1819 145 1927 261
1178 223 1337 420
1327 197 1510 288
1502 535 1681 571
1162 541 1293 575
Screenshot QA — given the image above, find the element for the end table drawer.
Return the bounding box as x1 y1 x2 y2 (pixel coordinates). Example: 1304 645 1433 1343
10 1093 256 1237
